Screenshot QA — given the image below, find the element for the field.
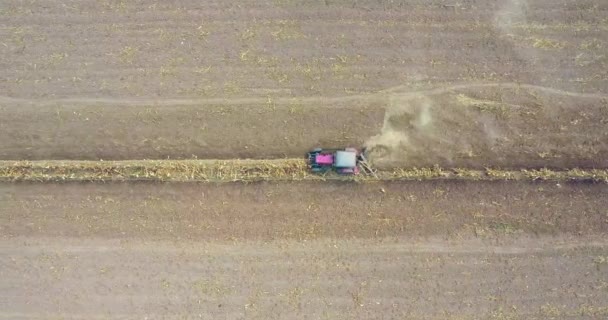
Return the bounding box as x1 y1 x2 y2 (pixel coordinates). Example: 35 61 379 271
2 0 608 167
1 181 608 319
1 0 608 319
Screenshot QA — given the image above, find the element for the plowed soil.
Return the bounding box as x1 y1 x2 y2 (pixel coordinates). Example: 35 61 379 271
1 0 607 167
1 181 608 319
2 237 608 320
2 181 608 239
2 1 608 319
1 0 607 98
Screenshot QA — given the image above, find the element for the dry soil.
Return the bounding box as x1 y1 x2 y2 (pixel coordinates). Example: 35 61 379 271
1 181 608 319
2 1 608 319
1 0 607 167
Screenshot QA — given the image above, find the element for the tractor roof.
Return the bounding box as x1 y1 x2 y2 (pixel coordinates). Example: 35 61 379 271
334 150 357 168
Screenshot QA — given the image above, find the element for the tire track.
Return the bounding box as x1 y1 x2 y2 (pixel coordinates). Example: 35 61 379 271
0 82 606 107
2 236 608 255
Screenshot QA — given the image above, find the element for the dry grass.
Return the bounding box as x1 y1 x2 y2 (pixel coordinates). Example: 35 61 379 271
532 38 566 49
456 93 510 118
0 160 607 183
0 160 308 182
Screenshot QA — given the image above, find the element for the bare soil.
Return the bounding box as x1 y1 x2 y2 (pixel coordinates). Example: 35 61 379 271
0 99 384 160
2 181 607 240
1 85 608 169
1 181 608 319
1 0 607 168
1 0 607 98
1 1 608 319
1 237 608 320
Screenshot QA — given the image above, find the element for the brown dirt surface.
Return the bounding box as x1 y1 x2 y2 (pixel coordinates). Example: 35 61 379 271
2 237 608 320
1 0 607 98
1 0 607 168
0 99 384 160
2 1 608 319
1 181 608 319
2 181 608 240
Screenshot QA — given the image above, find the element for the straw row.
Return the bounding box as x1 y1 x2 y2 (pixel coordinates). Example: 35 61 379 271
0 160 607 183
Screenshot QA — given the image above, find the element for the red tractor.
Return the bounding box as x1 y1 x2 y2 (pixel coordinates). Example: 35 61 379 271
307 147 375 176
307 148 359 175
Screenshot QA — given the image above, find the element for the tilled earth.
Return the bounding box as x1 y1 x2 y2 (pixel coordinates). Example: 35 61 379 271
0 0 607 167
2 181 607 240
1 0 607 98
1 181 608 319
1 1 608 319
1 236 607 320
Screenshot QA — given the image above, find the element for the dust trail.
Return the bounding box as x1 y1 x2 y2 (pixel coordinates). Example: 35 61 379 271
360 0 605 169
365 84 608 169
0 82 605 107
493 0 541 76
494 0 529 38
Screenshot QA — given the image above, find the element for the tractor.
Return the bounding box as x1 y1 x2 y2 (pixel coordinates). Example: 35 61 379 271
307 147 375 176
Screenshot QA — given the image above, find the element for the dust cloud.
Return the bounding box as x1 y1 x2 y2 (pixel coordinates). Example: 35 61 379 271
493 0 541 81
364 92 501 169
364 86 608 169
364 0 608 170
495 0 529 35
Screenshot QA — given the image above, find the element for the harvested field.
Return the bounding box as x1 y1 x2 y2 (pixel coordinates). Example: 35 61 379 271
2 181 607 240
2 84 608 169
2 0 608 319
1 181 608 319
1 160 608 183
1 0 607 98
0 98 384 161
1 236 608 320
1 0 607 168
